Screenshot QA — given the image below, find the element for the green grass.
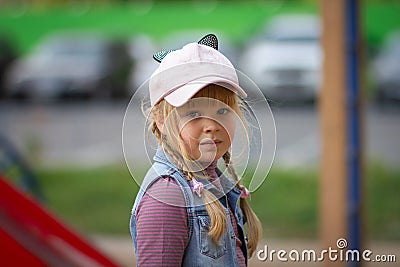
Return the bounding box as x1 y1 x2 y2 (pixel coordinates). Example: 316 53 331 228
34 165 140 235
249 168 318 239
28 162 400 241
1 1 400 55
366 163 400 240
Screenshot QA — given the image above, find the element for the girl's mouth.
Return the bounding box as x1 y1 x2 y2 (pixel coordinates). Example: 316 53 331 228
199 139 222 146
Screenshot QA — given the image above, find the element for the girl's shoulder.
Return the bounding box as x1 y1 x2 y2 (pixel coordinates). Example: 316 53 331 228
144 176 186 207
148 175 179 188
142 160 191 189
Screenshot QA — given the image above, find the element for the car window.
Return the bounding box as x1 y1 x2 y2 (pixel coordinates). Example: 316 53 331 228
33 38 108 66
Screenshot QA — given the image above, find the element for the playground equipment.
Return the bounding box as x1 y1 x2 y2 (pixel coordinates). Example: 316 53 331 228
0 134 120 267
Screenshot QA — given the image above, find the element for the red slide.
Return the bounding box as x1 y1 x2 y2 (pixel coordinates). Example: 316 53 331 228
0 175 120 267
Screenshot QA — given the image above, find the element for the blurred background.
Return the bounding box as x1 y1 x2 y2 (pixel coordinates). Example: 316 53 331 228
0 0 399 266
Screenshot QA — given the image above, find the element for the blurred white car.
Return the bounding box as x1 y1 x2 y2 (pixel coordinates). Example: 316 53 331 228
371 31 400 103
6 32 132 100
239 14 322 103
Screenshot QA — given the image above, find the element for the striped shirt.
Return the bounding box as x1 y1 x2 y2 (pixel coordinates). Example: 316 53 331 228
136 176 188 266
136 166 246 267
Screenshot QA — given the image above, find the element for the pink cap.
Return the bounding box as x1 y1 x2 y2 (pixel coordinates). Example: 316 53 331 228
149 42 247 107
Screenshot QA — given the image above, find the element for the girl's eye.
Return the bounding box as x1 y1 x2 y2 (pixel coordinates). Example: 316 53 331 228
217 108 229 115
187 111 201 118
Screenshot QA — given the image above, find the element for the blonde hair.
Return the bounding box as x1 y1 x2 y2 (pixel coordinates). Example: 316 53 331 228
149 84 261 256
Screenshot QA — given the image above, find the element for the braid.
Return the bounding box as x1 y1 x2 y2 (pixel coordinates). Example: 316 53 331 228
150 121 161 143
222 151 262 257
223 151 241 188
161 138 189 179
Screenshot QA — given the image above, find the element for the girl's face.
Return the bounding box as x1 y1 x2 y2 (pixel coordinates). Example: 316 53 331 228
177 97 236 163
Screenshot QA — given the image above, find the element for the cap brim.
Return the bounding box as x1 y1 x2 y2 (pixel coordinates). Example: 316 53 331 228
164 77 247 107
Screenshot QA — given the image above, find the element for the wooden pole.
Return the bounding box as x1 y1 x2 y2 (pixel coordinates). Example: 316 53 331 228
320 0 348 266
320 0 364 266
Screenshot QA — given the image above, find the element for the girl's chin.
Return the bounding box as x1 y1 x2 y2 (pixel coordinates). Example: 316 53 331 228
196 151 224 163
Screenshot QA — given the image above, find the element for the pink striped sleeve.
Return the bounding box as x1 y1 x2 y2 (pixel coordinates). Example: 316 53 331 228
135 176 188 267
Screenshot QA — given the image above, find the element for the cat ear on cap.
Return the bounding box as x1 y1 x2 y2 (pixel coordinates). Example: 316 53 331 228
152 34 219 63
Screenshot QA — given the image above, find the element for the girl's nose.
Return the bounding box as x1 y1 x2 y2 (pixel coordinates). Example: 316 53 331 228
203 118 221 133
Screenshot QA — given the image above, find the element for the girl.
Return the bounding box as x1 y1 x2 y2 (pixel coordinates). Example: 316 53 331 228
130 34 262 267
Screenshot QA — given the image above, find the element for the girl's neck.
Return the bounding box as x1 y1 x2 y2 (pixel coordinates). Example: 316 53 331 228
205 160 218 179
205 160 217 169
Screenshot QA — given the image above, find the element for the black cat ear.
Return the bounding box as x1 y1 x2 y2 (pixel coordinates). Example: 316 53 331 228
198 34 218 50
153 34 218 63
153 49 175 63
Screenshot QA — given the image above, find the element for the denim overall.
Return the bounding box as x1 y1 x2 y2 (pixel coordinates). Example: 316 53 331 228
130 147 248 267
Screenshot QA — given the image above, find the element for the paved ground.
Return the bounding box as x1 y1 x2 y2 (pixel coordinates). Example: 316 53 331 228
91 236 398 267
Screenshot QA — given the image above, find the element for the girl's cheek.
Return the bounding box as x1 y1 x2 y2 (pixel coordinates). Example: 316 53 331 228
179 125 197 147
222 118 236 139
